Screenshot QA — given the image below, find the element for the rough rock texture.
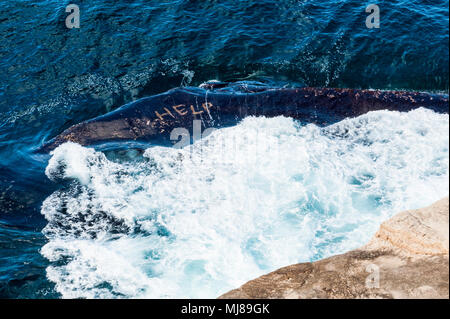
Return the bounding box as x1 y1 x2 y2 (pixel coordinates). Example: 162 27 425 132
38 85 449 153
220 197 449 299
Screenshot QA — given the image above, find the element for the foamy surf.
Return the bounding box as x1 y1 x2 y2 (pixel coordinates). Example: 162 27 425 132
40 108 449 298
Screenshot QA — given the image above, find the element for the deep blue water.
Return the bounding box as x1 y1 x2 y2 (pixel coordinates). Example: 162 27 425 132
0 0 448 298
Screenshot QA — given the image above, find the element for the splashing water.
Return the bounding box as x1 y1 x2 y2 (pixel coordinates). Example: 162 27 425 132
40 108 449 298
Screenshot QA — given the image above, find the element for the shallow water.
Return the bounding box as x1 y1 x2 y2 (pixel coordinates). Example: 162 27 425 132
0 0 449 298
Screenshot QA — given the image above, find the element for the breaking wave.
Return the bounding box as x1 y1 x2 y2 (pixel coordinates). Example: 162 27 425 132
40 108 449 298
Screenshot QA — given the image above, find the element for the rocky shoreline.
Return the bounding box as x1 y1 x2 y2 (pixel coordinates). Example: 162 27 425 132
220 197 449 299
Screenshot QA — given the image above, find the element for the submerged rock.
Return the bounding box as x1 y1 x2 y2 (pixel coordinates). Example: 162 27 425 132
38 84 449 152
219 197 449 299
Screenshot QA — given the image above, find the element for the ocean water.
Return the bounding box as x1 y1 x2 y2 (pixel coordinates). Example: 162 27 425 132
0 1 449 298
41 110 449 298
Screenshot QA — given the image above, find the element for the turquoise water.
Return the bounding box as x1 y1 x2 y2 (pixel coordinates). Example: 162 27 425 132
0 1 449 298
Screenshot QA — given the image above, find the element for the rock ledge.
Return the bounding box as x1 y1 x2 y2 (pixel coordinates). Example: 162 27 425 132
219 197 449 299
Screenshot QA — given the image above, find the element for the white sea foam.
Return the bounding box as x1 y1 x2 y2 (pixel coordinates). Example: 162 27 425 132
40 108 449 298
